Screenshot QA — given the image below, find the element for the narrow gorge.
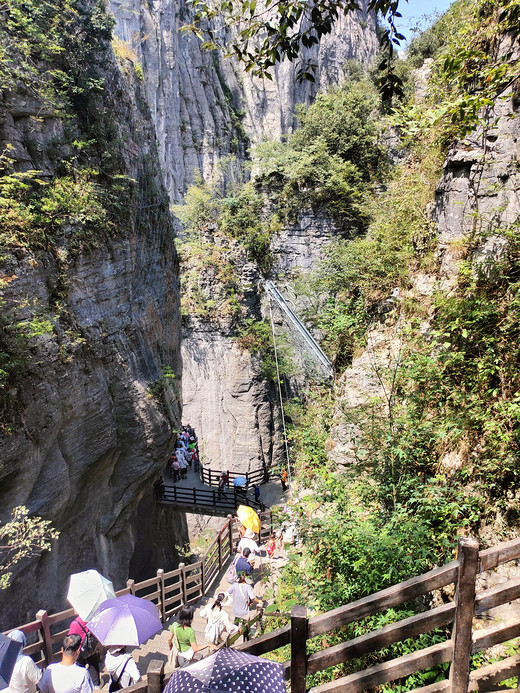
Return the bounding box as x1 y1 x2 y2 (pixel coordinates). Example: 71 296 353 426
0 0 378 625
1 2 519 678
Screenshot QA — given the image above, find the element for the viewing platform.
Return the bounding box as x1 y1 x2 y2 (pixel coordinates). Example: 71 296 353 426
156 460 275 515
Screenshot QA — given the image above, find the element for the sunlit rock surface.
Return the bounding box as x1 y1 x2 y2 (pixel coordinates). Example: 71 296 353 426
0 46 184 628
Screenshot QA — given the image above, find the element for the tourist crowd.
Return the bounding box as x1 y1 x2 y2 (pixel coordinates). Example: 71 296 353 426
5 626 140 693
167 511 297 666
6 422 293 692
168 425 199 483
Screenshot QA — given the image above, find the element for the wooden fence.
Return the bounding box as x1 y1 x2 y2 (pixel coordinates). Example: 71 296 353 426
4 512 273 667
6 530 520 693
231 536 520 693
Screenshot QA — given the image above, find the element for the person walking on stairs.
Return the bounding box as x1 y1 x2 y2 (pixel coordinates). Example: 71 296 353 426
199 593 238 651
105 647 140 691
226 573 263 630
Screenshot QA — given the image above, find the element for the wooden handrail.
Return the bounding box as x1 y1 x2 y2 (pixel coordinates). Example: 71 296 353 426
4 526 520 693
307 641 453 693
478 537 520 571
3 512 272 664
308 561 459 637
238 536 520 693
306 602 456 675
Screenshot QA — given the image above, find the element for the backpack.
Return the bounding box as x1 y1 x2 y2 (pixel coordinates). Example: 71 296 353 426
109 657 131 693
225 555 239 584
78 622 98 659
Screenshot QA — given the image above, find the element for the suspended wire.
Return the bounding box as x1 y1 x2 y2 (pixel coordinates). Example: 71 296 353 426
268 295 292 485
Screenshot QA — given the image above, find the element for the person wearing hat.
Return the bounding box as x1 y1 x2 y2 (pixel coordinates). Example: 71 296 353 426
105 647 140 691
5 631 42 693
199 593 238 650
226 573 263 628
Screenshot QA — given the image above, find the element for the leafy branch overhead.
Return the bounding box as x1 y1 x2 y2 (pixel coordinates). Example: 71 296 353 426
182 0 406 100
0 506 59 589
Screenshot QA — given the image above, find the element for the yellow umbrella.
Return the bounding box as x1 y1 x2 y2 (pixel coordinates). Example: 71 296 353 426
236 505 261 533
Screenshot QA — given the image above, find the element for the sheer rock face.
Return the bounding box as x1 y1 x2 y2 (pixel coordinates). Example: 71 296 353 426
240 9 379 143
110 0 378 199
112 0 378 476
181 324 281 475
0 59 185 627
331 39 520 475
432 38 520 288
270 209 344 278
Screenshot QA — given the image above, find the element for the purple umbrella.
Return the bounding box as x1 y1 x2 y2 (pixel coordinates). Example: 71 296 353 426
164 648 285 693
86 594 161 646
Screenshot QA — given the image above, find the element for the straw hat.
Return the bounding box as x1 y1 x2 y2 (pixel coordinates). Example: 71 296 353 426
244 528 256 539
209 592 232 607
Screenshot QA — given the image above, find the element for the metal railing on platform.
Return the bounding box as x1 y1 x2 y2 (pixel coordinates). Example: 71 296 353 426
158 485 266 514
198 465 271 488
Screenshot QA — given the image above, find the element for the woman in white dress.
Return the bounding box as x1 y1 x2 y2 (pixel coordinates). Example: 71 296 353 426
199 593 238 650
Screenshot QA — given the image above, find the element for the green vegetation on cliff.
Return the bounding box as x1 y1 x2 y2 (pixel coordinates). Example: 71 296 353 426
259 0 520 687
0 0 173 424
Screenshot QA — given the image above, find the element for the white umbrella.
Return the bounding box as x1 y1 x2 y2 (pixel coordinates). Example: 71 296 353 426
67 570 116 621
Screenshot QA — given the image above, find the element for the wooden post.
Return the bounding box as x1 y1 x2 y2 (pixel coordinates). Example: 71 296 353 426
218 530 223 571
227 515 234 556
157 569 165 622
127 579 136 595
179 563 187 605
201 557 206 594
36 610 53 666
448 536 479 693
291 605 307 693
147 659 164 693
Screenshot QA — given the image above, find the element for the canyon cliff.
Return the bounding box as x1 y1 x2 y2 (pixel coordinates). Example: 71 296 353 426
0 0 379 625
0 22 184 626
113 0 379 474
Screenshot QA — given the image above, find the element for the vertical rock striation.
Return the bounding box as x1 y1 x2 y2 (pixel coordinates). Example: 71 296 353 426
0 33 185 626
113 0 380 476
110 0 379 195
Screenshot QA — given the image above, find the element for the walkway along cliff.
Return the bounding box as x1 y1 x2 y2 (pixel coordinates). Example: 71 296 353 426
6 526 520 693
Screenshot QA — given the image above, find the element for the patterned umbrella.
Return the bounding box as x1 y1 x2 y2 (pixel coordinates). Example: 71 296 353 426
86 594 161 646
164 648 284 693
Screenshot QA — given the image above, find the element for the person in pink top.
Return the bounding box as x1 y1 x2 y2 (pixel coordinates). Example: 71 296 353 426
68 617 100 687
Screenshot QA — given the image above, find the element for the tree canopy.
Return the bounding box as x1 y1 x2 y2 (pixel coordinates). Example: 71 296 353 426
183 0 406 100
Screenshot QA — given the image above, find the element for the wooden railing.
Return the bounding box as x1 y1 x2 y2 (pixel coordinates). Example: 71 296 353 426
231 536 520 693
7 528 519 693
158 485 266 514
3 512 273 667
